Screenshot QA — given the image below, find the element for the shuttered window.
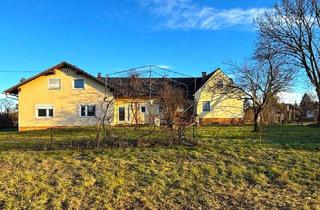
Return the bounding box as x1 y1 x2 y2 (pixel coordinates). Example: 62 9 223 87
48 79 61 90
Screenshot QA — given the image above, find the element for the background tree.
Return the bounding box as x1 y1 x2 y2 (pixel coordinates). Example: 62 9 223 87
0 98 17 128
260 95 280 124
111 72 145 130
257 0 320 123
159 79 184 129
299 92 317 120
127 72 144 129
159 79 192 142
300 93 314 110
213 40 295 132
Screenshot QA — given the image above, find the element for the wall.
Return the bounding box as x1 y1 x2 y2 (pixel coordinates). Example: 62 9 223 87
195 70 244 124
18 67 113 131
113 98 161 125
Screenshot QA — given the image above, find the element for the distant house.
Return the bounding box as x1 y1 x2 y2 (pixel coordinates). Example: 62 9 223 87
4 61 244 131
244 102 299 125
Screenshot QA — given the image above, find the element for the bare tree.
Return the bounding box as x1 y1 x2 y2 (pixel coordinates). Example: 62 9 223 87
299 92 318 121
127 72 144 129
159 79 193 142
159 80 185 128
96 95 115 148
211 40 295 132
0 98 17 128
260 95 280 124
94 80 115 148
256 0 320 123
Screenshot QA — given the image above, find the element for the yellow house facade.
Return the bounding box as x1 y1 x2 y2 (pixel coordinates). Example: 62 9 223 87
4 62 244 131
113 98 161 125
4 62 113 131
195 70 244 124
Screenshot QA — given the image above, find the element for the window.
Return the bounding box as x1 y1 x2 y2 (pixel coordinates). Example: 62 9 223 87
157 105 162 114
80 105 96 117
127 106 130 121
202 101 211 112
73 79 85 89
217 80 224 88
141 106 146 113
48 78 61 90
36 105 54 118
119 107 125 121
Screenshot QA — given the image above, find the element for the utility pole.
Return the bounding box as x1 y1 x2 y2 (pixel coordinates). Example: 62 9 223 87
149 65 152 141
193 77 197 142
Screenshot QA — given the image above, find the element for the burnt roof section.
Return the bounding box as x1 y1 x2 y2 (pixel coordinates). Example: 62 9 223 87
4 61 112 95
104 69 219 99
4 61 220 97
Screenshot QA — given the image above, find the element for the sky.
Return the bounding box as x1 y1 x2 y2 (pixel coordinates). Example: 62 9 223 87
0 0 312 103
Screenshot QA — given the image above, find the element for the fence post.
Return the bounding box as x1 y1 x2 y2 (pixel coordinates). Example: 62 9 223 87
50 127 54 150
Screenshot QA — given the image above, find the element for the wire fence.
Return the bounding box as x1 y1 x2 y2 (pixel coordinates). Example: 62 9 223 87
102 65 199 144
0 65 200 150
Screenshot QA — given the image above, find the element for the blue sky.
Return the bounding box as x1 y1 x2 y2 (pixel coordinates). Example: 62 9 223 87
0 0 309 102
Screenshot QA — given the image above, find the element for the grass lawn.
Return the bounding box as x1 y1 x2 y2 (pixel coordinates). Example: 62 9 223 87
0 125 319 209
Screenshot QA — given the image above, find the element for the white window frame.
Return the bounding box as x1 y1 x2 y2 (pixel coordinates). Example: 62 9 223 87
48 78 61 90
36 105 54 118
79 104 96 118
73 78 85 90
127 106 131 122
202 101 211 112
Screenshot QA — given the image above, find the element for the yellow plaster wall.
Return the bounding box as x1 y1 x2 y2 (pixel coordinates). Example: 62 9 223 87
113 98 161 125
18 67 113 131
195 70 244 120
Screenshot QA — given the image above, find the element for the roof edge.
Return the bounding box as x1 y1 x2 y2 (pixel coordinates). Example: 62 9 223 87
3 61 112 95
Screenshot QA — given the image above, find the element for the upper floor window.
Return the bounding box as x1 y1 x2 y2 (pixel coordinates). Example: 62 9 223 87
73 79 85 89
48 78 61 90
36 105 54 118
202 101 211 112
217 80 224 88
80 105 96 117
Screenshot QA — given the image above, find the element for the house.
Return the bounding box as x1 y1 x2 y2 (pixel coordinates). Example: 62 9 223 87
4 61 244 131
244 102 299 125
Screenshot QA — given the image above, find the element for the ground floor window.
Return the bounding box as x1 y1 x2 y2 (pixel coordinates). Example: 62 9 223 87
119 107 125 121
80 105 96 117
141 106 146 113
157 104 162 114
36 105 54 118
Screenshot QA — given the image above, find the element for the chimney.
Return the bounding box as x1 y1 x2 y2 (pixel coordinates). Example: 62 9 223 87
20 77 26 83
97 72 102 79
201 72 207 78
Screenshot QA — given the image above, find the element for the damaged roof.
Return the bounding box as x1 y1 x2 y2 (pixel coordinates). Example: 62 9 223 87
3 61 220 98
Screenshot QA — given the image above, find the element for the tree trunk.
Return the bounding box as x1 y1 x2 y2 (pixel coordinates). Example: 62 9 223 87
317 88 320 125
253 113 260 132
253 106 262 132
317 98 320 126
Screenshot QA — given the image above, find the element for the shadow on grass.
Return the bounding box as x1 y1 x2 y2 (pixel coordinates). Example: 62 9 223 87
196 124 320 151
0 127 197 152
0 125 319 151
258 125 320 151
